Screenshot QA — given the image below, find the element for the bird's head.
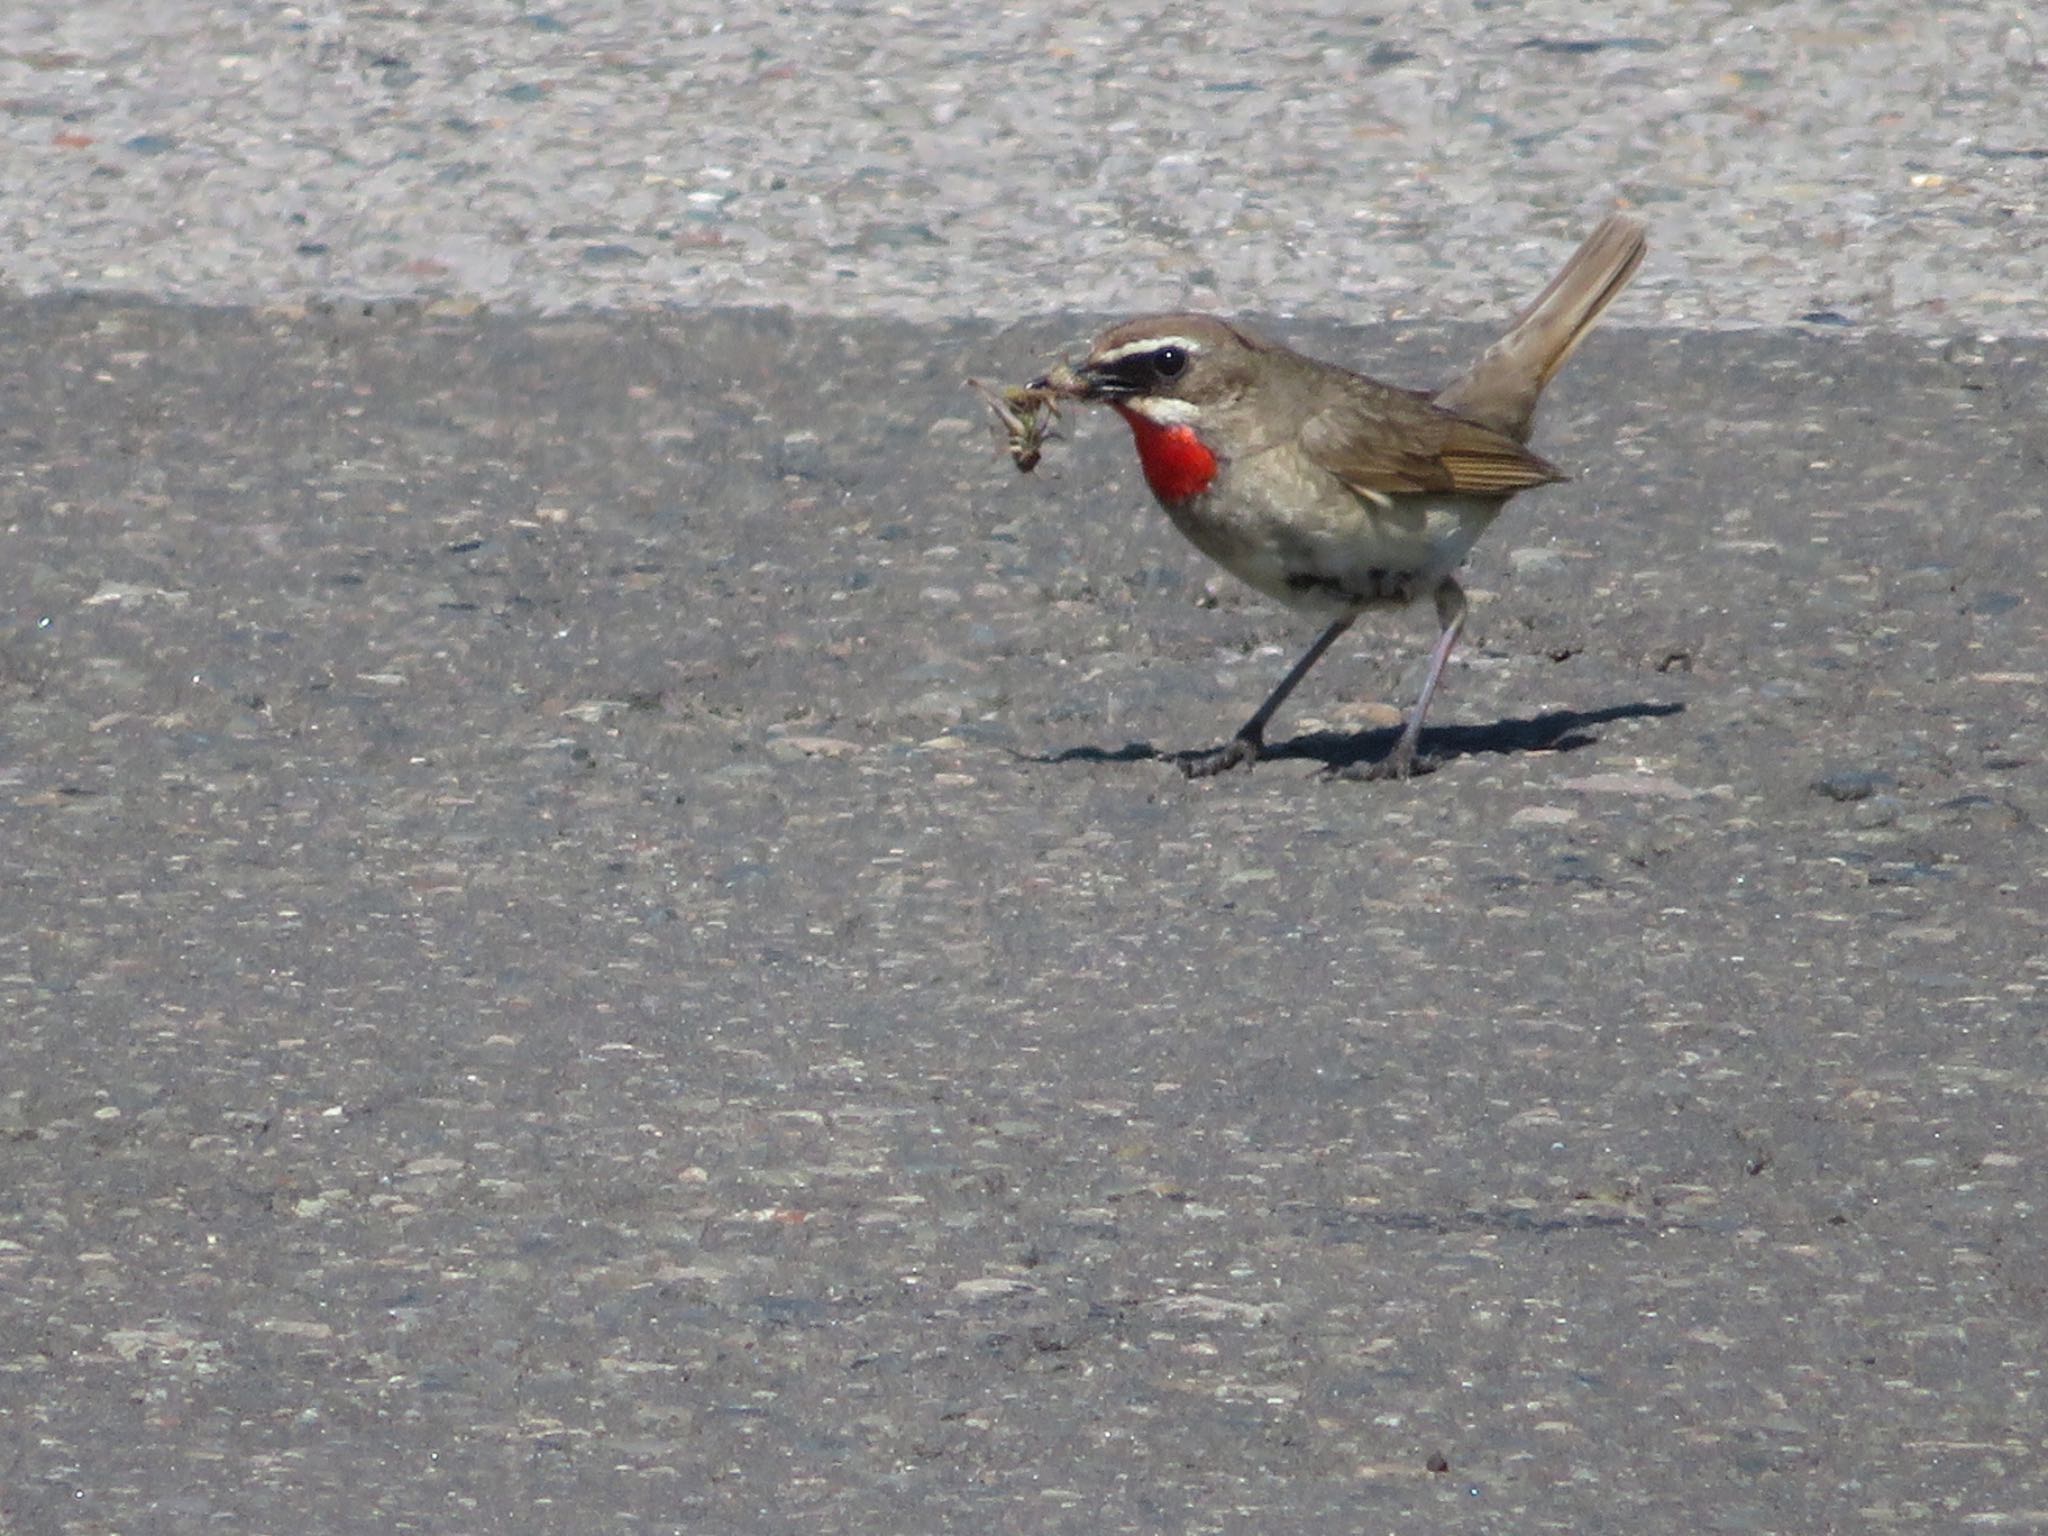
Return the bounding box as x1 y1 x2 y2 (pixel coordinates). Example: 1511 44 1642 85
1034 314 1264 424
1032 316 1269 503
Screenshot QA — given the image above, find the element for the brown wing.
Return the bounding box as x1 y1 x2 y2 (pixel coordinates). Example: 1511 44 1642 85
1297 378 1567 499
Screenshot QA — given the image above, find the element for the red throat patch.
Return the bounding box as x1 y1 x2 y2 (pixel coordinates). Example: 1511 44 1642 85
1111 404 1219 505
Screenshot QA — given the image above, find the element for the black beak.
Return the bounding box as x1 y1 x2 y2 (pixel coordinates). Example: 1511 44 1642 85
1029 358 1129 401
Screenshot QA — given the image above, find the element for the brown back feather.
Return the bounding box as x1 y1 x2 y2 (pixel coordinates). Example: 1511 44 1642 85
1298 384 1566 498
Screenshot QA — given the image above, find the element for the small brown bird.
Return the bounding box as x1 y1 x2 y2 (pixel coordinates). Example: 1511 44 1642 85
1035 213 1647 779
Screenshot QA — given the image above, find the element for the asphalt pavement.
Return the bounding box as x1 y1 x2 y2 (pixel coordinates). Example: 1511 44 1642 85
3 296 2044 1532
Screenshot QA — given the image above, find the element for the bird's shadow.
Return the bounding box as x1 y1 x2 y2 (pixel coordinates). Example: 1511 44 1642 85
1028 700 1684 773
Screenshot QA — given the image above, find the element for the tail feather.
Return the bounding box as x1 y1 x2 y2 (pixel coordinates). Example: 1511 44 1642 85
1435 213 1647 443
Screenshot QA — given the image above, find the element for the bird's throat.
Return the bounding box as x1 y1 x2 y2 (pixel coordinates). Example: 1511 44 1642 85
1111 404 1219 505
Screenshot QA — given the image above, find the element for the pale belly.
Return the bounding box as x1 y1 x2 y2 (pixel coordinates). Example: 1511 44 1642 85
1157 457 1509 617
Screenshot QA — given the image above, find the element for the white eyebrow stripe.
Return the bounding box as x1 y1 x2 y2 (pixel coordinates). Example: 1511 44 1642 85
1092 335 1205 364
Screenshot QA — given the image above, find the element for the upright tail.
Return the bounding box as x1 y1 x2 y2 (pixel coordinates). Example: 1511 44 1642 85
1434 213 1648 444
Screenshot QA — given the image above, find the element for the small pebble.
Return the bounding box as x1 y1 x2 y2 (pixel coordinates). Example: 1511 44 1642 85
1810 769 1894 802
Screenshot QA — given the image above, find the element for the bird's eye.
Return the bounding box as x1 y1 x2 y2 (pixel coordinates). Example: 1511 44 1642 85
1152 345 1189 379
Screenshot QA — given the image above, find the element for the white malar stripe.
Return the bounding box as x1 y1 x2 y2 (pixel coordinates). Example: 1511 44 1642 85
1120 396 1202 424
1091 335 1206 365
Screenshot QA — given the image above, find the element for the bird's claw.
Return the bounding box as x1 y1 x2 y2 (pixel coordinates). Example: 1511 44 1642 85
1181 734 1262 778
1335 746 1443 783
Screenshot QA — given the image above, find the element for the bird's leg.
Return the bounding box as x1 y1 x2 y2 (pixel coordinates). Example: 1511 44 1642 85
1349 579 1467 782
1182 615 1355 778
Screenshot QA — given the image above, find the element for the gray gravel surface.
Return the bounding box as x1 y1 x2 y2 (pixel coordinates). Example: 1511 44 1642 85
1 1 2044 333
3 298 2046 1531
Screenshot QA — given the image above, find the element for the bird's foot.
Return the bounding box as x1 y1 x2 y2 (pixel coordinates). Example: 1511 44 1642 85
1181 733 1261 778
1335 744 1443 783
